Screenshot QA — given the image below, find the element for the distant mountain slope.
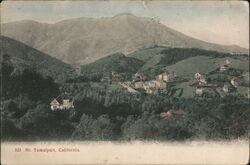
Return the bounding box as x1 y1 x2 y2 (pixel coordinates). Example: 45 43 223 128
128 46 167 62
129 47 249 79
164 56 248 77
2 14 248 64
0 36 76 82
81 53 144 77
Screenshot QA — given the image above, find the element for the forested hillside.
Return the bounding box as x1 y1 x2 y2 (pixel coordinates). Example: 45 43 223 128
80 53 144 80
2 52 249 141
130 47 249 78
0 36 76 82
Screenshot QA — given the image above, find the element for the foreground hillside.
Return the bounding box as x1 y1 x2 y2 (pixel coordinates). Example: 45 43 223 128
0 36 76 82
2 14 248 64
2 44 249 141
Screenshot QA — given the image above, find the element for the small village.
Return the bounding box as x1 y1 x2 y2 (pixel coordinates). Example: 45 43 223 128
194 59 247 97
120 71 177 95
118 59 248 98
50 59 249 111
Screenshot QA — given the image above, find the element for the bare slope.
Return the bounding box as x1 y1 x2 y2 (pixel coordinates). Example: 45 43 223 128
2 14 248 64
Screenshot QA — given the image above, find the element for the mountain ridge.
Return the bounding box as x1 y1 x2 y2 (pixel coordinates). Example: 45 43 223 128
2 14 248 64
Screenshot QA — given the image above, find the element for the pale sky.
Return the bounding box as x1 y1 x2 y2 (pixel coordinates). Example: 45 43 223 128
1 1 249 48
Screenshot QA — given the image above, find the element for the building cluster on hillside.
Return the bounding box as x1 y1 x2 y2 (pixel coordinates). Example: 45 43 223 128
132 71 177 94
118 71 177 94
135 80 167 94
194 74 240 97
99 59 248 98
194 74 215 96
194 59 246 97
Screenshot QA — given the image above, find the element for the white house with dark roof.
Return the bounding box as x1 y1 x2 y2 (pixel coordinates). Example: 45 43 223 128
50 95 74 111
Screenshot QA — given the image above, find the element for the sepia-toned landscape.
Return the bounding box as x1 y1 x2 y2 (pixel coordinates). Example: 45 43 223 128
1 1 249 143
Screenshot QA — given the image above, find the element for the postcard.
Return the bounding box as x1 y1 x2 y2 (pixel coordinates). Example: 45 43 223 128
1 0 249 164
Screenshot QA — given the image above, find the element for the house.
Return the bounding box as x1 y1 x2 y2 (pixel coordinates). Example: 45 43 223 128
50 96 74 111
225 59 230 65
194 72 207 85
230 78 237 87
157 71 176 82
145 87 159 94
160 110 185 119
148 81 157 88
143 82 157 94
222 84 229 93
155 80 167 89
230 77 241 87
50 99 60 111
195 86 204 96
142 80 167 94
133 72 145 82
111 71 119 77
134 81 144 89
220 59 230 72
220 64 229 72
222 83 235 93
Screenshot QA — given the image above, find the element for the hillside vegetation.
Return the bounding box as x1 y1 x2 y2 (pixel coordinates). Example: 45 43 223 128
128 46 166 62
2 45 249 141
0 36 76 82
129 47 249 78
81 53 144 79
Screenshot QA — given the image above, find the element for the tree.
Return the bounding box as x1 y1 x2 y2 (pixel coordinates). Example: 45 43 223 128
1 54 16 98
71 114 117 140
19 69 59 101
18 103 74 140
